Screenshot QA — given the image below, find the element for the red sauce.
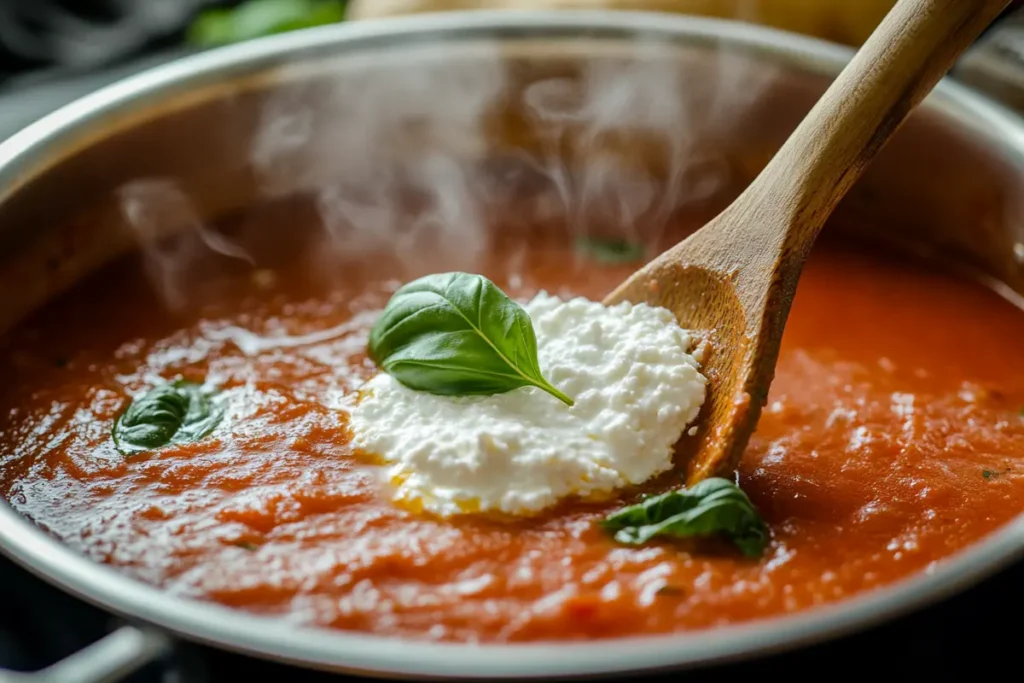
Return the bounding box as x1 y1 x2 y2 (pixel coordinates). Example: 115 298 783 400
1 231 1023 643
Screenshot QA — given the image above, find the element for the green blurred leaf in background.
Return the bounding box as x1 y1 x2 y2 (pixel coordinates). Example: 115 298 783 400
188 0 346 47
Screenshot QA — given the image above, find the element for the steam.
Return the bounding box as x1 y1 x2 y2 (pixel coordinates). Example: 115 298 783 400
518 41 778 257
247 47 505 276
117 179 253 311
521 42 706 248
117 35 779 309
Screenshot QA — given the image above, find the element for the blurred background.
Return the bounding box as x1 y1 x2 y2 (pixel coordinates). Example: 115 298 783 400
0 0 1022 140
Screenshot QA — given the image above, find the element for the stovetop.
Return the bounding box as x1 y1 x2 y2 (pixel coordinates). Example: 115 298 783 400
1 554 1020 681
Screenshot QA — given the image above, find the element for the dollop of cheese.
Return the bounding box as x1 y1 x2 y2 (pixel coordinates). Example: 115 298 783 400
349 292 707 516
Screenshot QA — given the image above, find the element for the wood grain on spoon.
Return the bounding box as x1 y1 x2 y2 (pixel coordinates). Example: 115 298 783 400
604 0 1011 485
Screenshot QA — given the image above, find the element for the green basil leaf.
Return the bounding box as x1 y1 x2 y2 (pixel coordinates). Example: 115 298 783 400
187 0 345 48
112 380 226 455
601 478 769 558
368 272 574 406
574 236 646 264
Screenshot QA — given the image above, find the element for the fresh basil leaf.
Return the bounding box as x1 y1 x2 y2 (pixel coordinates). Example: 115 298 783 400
574 236 645 264
112 380 226 455
601 478 769 558
187 0 345 48
368 272 574 406
187 9 235 46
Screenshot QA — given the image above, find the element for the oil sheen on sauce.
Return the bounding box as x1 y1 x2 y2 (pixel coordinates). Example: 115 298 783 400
1 234 1023 643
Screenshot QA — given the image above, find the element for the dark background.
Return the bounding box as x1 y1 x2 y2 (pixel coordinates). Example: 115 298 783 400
0 0 1022 680
0 0 207 80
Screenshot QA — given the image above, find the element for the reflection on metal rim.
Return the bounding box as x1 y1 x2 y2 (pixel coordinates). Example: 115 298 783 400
1 10 1024 679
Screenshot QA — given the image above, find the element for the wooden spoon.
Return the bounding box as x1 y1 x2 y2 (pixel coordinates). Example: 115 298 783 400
604 0 1010 485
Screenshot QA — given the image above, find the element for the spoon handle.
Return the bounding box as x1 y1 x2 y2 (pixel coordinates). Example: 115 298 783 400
740 0 1009 254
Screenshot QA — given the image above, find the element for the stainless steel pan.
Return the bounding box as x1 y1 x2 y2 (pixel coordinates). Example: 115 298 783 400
1 11 1023 682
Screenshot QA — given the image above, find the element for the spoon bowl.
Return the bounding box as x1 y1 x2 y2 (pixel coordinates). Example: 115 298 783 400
606 259 750 483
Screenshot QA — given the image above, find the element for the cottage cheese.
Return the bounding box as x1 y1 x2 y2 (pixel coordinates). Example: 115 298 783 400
349 292 707 517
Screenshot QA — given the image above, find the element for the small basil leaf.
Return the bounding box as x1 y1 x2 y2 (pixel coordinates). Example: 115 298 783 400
574 236 645 264
113 380 226 455
601 478 769 558
187 0 345 48
368 272 574 406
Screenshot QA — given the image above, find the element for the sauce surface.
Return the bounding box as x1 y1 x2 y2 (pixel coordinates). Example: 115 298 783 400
2 231 1023 642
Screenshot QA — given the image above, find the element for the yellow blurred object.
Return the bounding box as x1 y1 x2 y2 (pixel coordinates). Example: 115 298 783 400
347 0 896 46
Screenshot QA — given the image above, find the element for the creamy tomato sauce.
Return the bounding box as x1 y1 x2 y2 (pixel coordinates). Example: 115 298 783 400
1 225 1023 642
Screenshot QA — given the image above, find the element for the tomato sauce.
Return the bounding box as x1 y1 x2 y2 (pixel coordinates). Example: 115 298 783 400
1 223 1023 643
